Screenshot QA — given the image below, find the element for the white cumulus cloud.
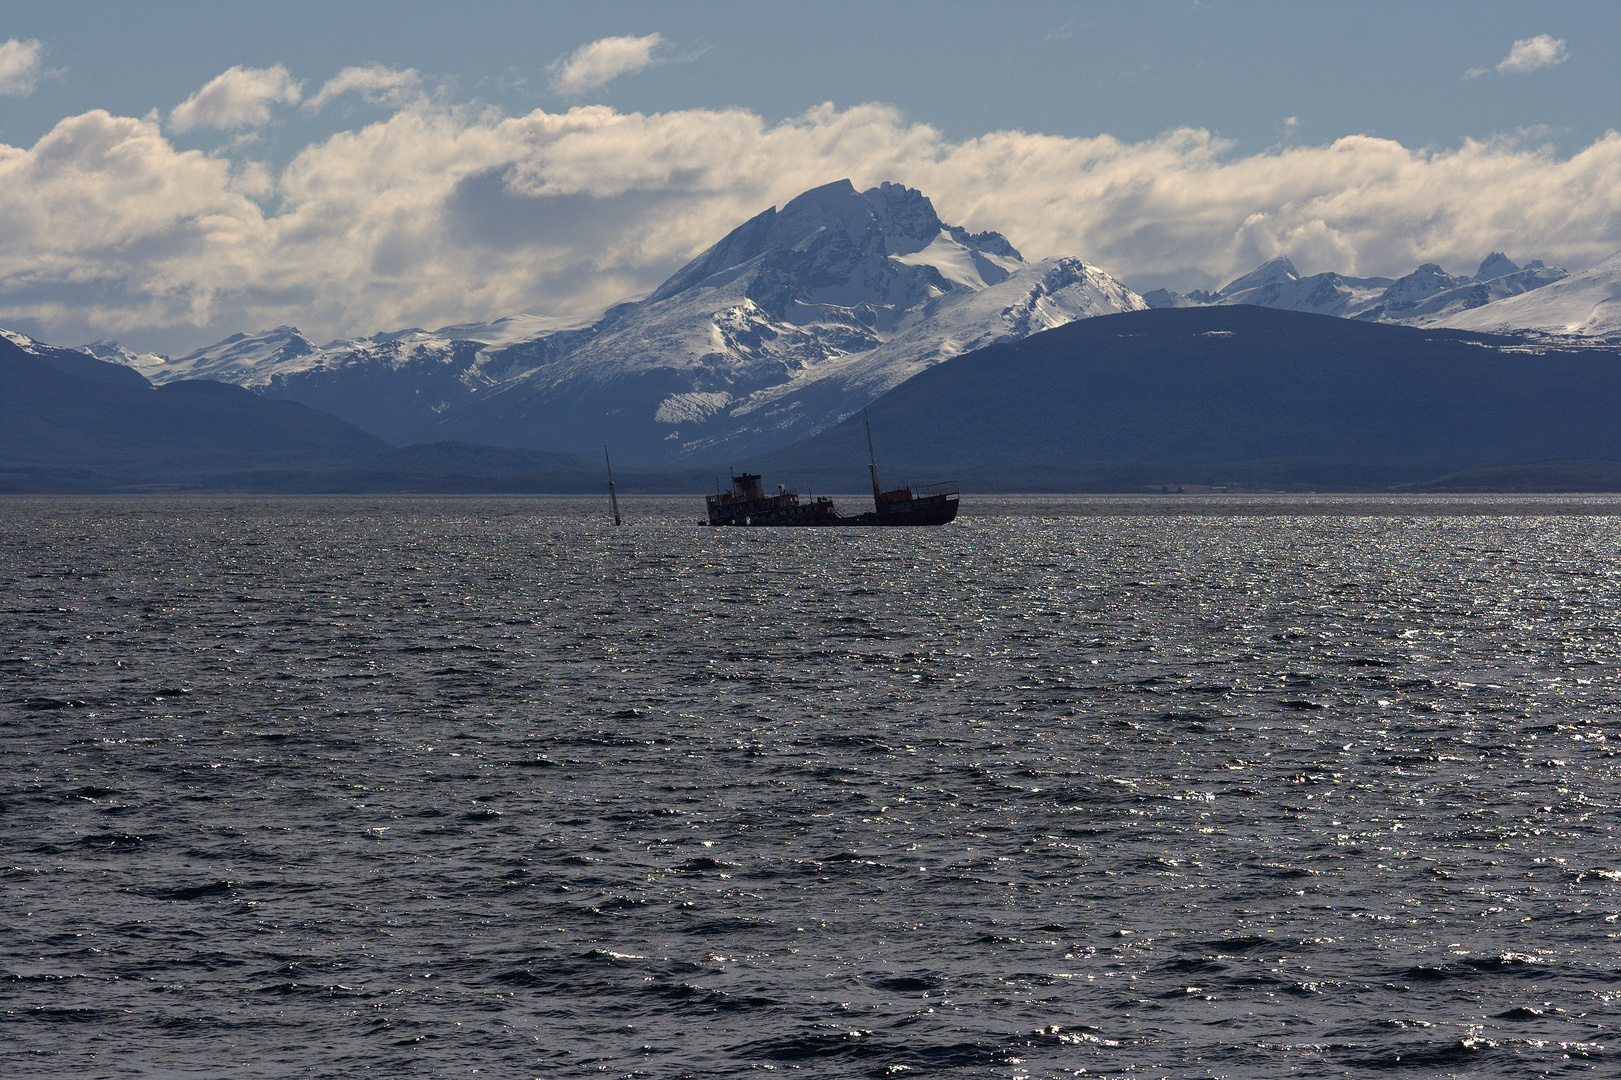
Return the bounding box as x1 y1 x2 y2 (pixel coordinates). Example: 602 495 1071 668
0 38 48 96
0 109 273 337
548 33 665 95
1468 34 1569 78
2 96 1619 354
1498 34 1569 74
304 64 424 113
169 65 303 133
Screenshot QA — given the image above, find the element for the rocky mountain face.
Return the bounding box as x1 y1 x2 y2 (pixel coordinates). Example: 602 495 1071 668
1144 252 1571 329
106 180 1145 464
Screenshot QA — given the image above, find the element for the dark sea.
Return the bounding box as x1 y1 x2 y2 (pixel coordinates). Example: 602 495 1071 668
5 494 1621 1079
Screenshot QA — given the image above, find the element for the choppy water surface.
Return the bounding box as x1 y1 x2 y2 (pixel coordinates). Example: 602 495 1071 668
4 495 1621 1078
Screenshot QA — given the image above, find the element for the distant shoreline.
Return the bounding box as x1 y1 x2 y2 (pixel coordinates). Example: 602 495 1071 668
12 491 1621 518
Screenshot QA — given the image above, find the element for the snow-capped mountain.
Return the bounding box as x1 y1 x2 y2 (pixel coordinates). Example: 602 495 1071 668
77 339 170 376
1432 249 1621 338
1223 257 1395 317
106 316 600 443
1214 256 1306 297
2 327 42 354
1474 252 1520 282
1144 252 1569 329
1372 263 1475 308
1355 261 1569 324
430 182 1143 462
3 327 391 485
1144 257 1393 317
141 326 318 382
114 180 1145 463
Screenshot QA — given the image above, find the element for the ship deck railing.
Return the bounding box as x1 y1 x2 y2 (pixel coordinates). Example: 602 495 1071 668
905 481 960 498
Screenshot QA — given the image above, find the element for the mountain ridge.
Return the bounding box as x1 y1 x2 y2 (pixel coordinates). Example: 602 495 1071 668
97 179 1146 464
742 306 1621 490
16 307 1621 493
1 331 391 485
1143 250 1579 331
1432 249 1621 337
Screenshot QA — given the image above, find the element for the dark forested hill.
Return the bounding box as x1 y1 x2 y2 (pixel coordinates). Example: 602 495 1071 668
745 306 1621 491
1 336 391 488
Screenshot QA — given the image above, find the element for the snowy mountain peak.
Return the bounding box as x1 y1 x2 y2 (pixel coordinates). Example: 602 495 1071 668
863 180 955 255
1377 263 1474 308
1219 256 1299 296
190 325 314 361
1475 252 1520 281
77 339 170 377
949 225 1020 261
1137 250 1573 331
104 179 1146 463
645 180 1019 312
1437 248 1621 337
2 327 43 353
772 178 889 250
428 180 1143 461
149 326 318 384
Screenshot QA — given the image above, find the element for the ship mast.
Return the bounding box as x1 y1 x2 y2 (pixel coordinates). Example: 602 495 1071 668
605 447 622 526
865 411 882 507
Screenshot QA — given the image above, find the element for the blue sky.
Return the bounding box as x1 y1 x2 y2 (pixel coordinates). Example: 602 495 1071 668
2 0 1617 353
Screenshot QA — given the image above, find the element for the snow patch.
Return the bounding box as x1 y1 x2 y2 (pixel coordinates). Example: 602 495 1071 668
891 230 1017 290
78 340 170 375
429 312 598 348
1 328 39 353
655 391 734 425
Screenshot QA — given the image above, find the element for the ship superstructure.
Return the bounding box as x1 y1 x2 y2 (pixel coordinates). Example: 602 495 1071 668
704 419 958 527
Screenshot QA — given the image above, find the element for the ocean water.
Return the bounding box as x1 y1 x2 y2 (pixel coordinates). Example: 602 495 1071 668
4 494 1621 1079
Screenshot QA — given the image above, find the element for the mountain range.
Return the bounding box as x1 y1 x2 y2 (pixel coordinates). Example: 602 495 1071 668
1142 251 1576 328
91 179 1618 464
0 329 389 489
13 302 1621 494
11 177 1621 493
1435 248 1621 337
110 180 1145 466
94 178 1615 473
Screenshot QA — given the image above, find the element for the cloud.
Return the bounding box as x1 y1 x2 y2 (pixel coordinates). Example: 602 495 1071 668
1467 34 1569 78
548 33 665 95
169 65 303 133
3 97 1619 353
0 38 48 96
304 64 424 113
0 109 273 338
1498 34 1569 74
